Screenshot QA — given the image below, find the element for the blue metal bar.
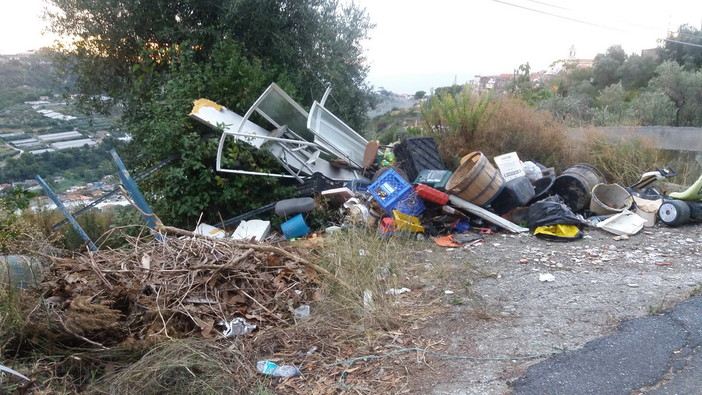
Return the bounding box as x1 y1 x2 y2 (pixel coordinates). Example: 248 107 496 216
35 175 98 252
52 155 178 230
109 149 163 241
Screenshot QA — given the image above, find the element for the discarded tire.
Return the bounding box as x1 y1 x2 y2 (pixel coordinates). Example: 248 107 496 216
658 200 690 227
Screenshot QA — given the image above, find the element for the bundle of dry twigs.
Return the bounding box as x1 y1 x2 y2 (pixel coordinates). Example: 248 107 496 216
30 234 325 348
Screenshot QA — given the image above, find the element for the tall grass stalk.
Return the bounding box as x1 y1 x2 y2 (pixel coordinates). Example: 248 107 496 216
315 227 413 332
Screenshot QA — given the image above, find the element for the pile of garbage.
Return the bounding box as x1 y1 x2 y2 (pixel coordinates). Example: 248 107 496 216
218 136 690 245
185 84 698 244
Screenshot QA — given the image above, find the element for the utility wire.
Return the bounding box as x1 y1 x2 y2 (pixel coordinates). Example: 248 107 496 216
664 38 702 49
492 0 625 32
523 0 569 11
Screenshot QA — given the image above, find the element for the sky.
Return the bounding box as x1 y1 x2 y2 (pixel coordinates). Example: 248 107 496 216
356 0 702 93
2 0 702 94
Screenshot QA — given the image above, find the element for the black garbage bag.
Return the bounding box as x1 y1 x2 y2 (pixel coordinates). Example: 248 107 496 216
527 196 588 241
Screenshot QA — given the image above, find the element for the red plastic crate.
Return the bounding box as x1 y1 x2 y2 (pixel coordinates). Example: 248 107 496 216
414 184 449 205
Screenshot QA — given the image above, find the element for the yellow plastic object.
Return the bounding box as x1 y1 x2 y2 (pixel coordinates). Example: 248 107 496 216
190 98 223 115
669 175 702 201
533 224 580 238
392 210 425 233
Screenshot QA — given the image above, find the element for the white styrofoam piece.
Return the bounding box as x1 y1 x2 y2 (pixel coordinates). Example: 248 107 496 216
231 219 271 241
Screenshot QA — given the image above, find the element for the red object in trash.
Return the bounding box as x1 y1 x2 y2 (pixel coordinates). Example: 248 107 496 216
414 184 449 205
379 217 396 235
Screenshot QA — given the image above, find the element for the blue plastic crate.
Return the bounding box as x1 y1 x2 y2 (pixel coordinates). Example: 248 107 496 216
392 189 425 217
369 169 425 216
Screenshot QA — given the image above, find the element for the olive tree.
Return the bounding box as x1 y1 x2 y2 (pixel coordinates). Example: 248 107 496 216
46 0 375 226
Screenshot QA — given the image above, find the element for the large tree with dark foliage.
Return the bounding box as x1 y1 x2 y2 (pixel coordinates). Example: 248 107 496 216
46 0 375 226
663 25 702 71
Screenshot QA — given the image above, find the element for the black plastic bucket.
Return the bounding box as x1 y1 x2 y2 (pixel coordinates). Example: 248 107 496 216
491 176 535 215
528 176 555 204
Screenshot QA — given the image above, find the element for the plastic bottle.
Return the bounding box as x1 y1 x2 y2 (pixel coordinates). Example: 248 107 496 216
256 360 278 375
272 365 301 378
256 360 301 378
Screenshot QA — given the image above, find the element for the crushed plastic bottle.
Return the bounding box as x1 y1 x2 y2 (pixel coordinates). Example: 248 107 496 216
256 360 301 378
256 360 278 375
293 304 311 319
271 365 301 378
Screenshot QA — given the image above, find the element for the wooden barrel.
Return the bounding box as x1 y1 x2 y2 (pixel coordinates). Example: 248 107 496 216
552 163 606 212
446 152 504 207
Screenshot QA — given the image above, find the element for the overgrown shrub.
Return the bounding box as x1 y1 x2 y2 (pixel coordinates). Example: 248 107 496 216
478 97 567 168
420 86 495 168
579 128 662 185
420 88 567 170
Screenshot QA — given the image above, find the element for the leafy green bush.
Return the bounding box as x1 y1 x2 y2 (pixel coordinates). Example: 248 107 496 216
421 86 494 165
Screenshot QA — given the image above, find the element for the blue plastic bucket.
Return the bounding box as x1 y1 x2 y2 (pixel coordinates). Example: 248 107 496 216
281 214 310 239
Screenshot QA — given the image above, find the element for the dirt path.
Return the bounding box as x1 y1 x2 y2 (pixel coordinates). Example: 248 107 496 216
399 224 702 394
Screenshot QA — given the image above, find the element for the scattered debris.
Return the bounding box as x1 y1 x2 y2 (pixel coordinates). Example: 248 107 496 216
0 364 30 381
386 288 411 295
293 305 311 319
539 273 556 282
256 360 301 378
363 289 374 310
231 219 271 241
221 317 257 337
194 223 226 238
596 210 647 236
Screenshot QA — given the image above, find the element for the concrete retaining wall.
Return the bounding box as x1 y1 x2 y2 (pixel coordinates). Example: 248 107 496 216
566 127 702 152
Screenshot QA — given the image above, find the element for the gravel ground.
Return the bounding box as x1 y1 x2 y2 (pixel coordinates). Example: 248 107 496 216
400 223 702 394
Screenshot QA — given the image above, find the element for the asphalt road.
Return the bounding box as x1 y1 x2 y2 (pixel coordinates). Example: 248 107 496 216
512 294 702 394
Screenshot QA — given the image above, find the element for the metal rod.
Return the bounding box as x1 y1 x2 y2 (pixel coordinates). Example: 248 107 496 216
36 175 98 251
51 155 177 230
109 149 163 241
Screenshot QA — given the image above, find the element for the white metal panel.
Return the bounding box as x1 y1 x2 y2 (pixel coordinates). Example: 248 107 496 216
307 101 367 168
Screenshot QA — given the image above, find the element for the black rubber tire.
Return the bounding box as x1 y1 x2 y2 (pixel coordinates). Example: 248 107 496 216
658 200 691 227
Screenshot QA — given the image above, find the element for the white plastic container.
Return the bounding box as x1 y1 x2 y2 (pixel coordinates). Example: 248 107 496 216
231 220 271 241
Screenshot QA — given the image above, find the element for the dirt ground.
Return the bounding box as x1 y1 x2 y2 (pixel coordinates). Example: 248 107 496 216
394 223 702 394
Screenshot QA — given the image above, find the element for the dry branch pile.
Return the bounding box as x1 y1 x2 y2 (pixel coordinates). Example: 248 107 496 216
28 236 322 348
